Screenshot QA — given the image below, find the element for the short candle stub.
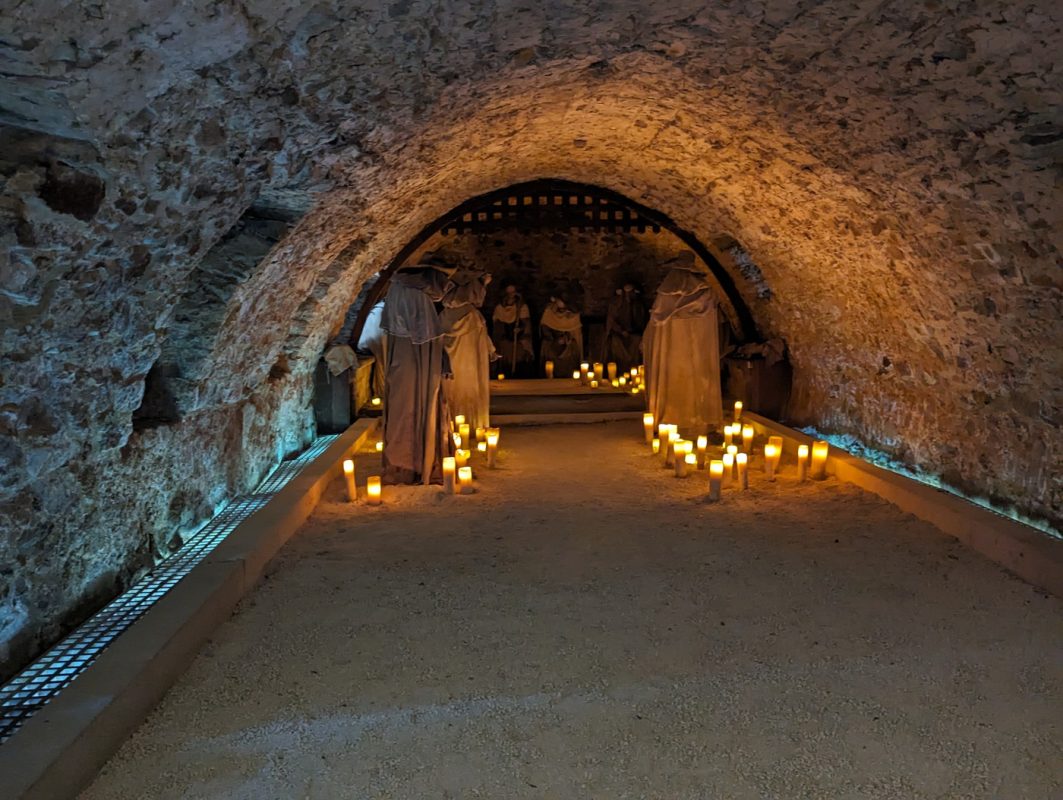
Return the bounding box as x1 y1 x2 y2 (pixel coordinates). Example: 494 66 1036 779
798 445 810 482
811 440 829 480
366 476 382 506
343 459 357 503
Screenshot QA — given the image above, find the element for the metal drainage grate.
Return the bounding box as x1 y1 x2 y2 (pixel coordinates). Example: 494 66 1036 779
0 435 338 744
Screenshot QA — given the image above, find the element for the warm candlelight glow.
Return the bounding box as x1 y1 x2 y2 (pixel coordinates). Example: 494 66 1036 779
768 436 783 469
666 430 681 467
723 424 733 448
343 459 357 502
458 466 474 494
685 453 697 466
652 437 661 454
607 362 618 381
453 433 462 449
458 423 470 443
736 452 749 489
455 448 470 468
727 444 738 458
497 373 505 381
611 379 620 388
486 428 500 468
733 400 743 421
722 452 734 485
371 396 382 407
375 441 383 452
590 379 599 389
708 460 724 502
477 441 487 453
476 426 486 444
798 444 810 482
674 440 692 478
764 443 778 481
593 361 604 380
442 456 456 494
545 360 554 379
643 413 655 445
811 440 829 480
696 435 708 469
619 376 627 386
742 424 754 452
572 369 581 380
454 414 466 426
366 476 382 506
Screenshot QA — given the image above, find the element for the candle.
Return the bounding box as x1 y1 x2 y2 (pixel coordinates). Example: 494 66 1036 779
736 452 749 489
375 441 384 452
811 440 829 480
453 433 462 450
343 459 357 502
722 452 734 486
475 426 486 444
643 413 655 444
572 369 581 381
797 444 810 482
593 362 604 380
545 360 554 379
455 448 470 468
696 435 708 469
458 466 474 494
477 441 487 454
733 400 743 421
726 445 738 479
723 424 733 448
580 362 591 385
619 376 627 386
486 429 499 468
630 367 638 378
652 437 661 455
458 423 470 444
371 396 382 407
366 475 382 506
685 452 698 472
607 362 618 381
454 414 466 426
497 373 505 381
666 430 681 468
768 436 783 465
764 444 778 481
442 456 456 494
674 440 692 477
590 379 599 389
708 460 724 502
611 379 620 388
742 424 754 453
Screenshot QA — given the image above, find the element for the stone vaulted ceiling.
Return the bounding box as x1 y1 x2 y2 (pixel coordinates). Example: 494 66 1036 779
1 1 1060 676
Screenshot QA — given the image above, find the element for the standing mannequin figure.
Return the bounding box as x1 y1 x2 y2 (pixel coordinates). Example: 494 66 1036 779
604 282 647 372
539 297 583 378
380 265 454 485
491 284 534 377
644 253 724 435
441 269 496 433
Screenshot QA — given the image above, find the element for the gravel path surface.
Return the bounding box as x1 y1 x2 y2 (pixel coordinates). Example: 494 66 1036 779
84 422 1063 799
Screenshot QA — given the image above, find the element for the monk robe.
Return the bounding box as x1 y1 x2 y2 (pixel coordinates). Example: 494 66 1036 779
441 270 495 433
380 267 454 485
539 299 583 378
356 300 387 399
604 287 647 372
491 293 534 377
644 260 724 435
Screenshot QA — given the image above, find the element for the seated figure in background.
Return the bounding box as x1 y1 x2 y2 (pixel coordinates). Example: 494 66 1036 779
441 269 495 433
539 296 583 378
380 263 454 484
491 284 534 378
604 281 647 372
644 252 724 435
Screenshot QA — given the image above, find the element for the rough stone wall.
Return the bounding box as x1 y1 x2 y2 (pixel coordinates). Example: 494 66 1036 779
414 228 697 321
2 0 1060 677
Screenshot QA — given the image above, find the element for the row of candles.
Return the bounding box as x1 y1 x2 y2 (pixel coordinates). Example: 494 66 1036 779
566 361 645 393
642 402 830 502
340 414 502 505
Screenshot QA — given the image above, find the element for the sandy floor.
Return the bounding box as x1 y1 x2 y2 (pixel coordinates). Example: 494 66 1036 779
84 422 1062 799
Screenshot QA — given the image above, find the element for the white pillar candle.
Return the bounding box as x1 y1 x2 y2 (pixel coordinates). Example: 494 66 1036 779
375 440 384 452
580 362 591 385
454 414 466 426
590 379 599 389
619 375 627 386
768 436 783 469
343 459 357 503
458 466 474 494
366 476 382 506
742 424 754 453
458 423 470 444
666 431 680 468
733 400 743 422
652 437 661 455
453 433 462 450
764 444 778 481
726 444 738 463
811 440 829 480
708 460 724 502
442 456 456 494
545 360 554 379
797 444 810 482
486 429 499 468
674 440 692 478
593 361 604 381
572 369 581 381
455 448 470 468
722 452 734 486
607 362 618 381
371 396 382 407
477 441 487 454
736 452 749 489
611 379 620 388
723 424 733 448
643 413 655 444
696 435 708 469
684 452 697 475
475 426 486 444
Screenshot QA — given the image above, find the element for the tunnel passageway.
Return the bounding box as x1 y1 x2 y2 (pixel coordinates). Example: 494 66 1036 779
83 423 1063 799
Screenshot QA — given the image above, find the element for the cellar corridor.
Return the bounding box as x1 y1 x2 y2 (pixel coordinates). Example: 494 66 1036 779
83 423 1063 800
